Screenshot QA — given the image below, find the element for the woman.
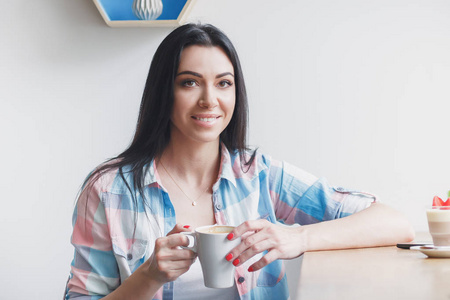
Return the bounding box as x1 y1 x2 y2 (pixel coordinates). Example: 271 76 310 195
65 23 414 300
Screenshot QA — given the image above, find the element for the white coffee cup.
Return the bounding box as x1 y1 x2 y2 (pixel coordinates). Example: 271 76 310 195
182 225 241 288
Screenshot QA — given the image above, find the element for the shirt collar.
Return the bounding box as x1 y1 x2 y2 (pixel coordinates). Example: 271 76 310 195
142 143 262 188
143 159 160 188
218 143 268 188
217 143 237 188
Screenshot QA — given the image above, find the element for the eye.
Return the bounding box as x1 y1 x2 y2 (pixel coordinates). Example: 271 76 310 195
217 80 233 88
181 79 198 87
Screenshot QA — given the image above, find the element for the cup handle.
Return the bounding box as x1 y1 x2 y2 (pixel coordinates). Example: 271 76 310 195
180 232 197 253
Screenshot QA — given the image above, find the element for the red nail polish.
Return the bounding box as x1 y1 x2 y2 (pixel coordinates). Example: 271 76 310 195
248 266 254 272
233 259 240 266
226 253 233 261
183 225 190 228
227 233 234 240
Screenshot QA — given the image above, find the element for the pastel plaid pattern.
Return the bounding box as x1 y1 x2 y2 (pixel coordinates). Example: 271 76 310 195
65 146 375 299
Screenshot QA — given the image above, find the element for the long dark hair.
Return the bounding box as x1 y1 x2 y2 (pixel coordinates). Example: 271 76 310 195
83 23 253 208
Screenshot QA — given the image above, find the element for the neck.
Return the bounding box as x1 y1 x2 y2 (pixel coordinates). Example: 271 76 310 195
159 139 221 186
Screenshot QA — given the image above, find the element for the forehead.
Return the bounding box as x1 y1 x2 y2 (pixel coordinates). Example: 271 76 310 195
178 45 234 73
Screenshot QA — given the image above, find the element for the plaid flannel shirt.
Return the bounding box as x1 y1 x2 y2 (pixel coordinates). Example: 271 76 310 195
65 145 375 299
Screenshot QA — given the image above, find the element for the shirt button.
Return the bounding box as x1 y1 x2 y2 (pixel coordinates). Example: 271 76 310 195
127 253 133 260
215 203 223 210
238 276 245 283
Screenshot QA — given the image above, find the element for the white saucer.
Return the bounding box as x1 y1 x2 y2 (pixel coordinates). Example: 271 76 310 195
411 245 450 258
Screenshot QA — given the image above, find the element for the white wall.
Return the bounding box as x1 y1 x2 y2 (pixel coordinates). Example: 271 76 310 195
1 0 449 299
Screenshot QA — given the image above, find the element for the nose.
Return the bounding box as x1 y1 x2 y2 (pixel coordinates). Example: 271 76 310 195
198 86 218 109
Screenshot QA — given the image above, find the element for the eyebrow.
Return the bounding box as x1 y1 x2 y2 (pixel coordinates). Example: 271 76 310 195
176 71 234 78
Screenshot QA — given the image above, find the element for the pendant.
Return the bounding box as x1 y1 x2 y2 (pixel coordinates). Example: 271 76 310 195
192 201 197 206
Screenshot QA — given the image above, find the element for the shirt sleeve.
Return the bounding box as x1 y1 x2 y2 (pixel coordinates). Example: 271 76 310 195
65 175 120 299
268 159 376 225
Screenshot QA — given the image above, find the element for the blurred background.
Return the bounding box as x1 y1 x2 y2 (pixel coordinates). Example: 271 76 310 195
1 0 449 298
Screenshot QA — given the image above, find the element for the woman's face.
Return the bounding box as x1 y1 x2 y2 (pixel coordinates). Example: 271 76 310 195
171 45 236 146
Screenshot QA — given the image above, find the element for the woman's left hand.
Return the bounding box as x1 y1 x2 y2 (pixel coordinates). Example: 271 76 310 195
225 219 305 272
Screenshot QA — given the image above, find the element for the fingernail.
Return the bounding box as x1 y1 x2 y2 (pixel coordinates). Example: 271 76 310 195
233 259 240 266
225 253 233 261
227 233 234 240
183 225 190 228
248 266 254 272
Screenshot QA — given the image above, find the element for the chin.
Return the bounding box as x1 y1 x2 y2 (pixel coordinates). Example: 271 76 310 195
191 133 222 144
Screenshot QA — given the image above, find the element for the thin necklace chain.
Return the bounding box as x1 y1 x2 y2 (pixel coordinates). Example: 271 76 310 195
159 160 211 206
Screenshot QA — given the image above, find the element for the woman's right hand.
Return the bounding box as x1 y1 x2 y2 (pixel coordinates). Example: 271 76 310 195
145 224 196 284
102 224 196 300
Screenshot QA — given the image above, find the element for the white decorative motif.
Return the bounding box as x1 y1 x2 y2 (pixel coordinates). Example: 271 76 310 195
132 0 163 20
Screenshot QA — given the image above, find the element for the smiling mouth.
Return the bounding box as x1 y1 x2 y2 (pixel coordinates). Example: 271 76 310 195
192 116 220 122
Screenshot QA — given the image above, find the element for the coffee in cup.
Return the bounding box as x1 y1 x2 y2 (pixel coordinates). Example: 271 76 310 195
196 226 234 234
182 225 240 288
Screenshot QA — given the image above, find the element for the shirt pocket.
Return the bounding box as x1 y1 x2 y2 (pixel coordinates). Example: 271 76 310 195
111 237 148 280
